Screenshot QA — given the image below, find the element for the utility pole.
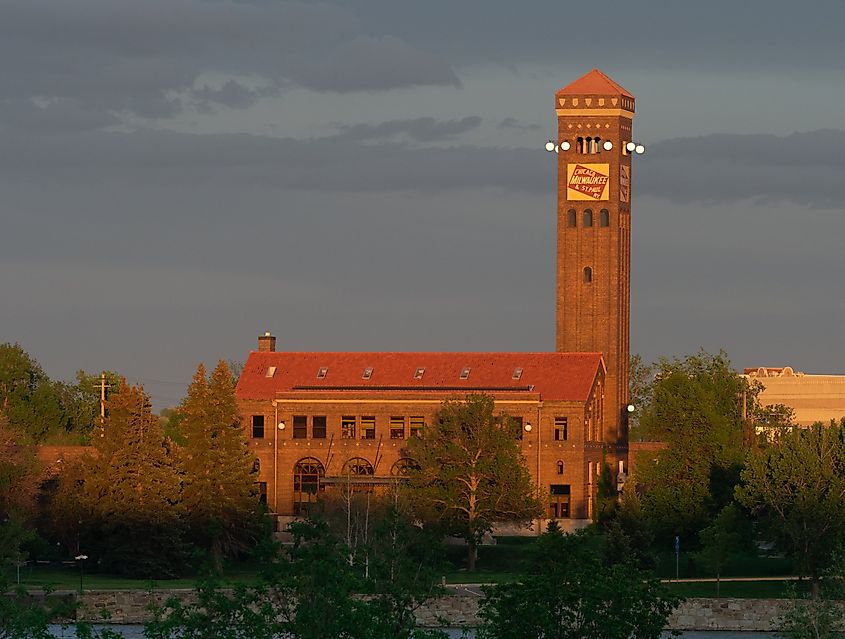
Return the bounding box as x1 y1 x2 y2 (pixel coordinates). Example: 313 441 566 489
99 373 111 437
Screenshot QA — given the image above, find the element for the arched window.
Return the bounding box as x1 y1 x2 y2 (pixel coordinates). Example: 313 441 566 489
293 457 325 515
567 209 576 227
594 137 601 153
391 458 420 477
556 460 564 475
600 209 609 227
583 209 593 227
576 137 584 153
583 266 592 283
343 457 374 476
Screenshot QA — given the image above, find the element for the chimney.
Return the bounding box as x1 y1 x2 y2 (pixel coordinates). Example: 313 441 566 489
258 331 276 352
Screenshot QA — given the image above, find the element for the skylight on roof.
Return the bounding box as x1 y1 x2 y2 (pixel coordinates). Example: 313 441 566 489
414 367 425 380
362 367 373 380
512 367 523 380
317 367 328 379
460 367 471 380
266 366 277 378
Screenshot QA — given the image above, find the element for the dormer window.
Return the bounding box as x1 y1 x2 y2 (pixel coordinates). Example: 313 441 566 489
317 367 328 379
414 367 425 380
362 367 373 380
460 367 471 380
265 366 276 378
512 368 523 380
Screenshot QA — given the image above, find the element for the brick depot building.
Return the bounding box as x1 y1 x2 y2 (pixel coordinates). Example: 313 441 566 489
236 69 637 531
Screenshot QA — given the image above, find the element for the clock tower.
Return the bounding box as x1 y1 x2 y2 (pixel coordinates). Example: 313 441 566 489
554 69 635 456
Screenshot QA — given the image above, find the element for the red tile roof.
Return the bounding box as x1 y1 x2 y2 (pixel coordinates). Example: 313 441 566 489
236 352 604 402
557 68 634 98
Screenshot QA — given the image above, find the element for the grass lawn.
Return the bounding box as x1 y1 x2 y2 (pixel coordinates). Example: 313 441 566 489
6 562 262 592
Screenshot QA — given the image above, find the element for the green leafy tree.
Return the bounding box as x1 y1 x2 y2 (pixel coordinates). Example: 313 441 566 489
777 548 845 639
0 343 65 442
478 523 680 639
628 354 654 436
694 503 753 596
406 394 542 571
52 370 121 440
0 414 42 573
178 361 263 571
57 381 188 577
633 350 753 543
737 421 845 593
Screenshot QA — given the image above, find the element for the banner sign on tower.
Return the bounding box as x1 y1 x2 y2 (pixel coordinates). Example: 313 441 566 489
566 164 610 201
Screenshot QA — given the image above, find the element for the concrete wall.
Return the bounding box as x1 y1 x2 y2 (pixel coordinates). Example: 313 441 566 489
76 590 844 631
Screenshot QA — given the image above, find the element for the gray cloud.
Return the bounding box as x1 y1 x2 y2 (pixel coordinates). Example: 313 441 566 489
499 117 540 132
333 116 482 142
639 130 845 207
0 0 460 127
0 99 120 133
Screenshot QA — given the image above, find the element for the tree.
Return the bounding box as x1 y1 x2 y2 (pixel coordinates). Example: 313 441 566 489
178 361 264 571
737 421 845 593
477 524 680 639
694 503 753 596
633 350 754 543
406 394 541 571
56 381 188 577
0 343 65 442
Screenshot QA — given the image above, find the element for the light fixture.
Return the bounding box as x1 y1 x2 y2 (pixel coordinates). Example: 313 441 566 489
635 144 645 155
602 140 613 151
545 140 556 152
625 141 636 152
524 423 533 432
560 140 571 151
626 404 635 413
278 421 286 430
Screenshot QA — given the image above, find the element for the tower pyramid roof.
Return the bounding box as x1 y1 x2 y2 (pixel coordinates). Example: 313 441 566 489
557 68 634 98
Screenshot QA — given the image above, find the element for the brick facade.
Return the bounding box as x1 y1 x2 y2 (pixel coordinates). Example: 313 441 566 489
235 69 636 531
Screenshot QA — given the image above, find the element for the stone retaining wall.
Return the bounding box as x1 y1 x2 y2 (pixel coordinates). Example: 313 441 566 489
75 590 843 631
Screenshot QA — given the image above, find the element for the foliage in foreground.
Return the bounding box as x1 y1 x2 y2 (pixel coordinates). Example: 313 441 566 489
146 515 448 639
477 523 681 639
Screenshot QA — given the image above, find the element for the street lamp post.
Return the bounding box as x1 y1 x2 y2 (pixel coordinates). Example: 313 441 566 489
75 554 88 594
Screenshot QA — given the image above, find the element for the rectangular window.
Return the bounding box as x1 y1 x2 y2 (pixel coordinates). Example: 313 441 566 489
293 415 307 439
460 367 471 380
512 416 523 440
390 416 405 439
409 416 424 438
554 417 568 441
512 367 523 380
361 416 376 440
251 415 265 439
341 416 356 439
312 415 327 439
265 366 276 378
317 367 328 379
414 367 425 380
258 482 267 505
362 367 373 380
549 484 571 519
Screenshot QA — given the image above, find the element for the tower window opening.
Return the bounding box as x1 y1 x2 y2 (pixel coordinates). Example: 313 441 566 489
583 209 593 227
600 209 609 227
583 266 593 283
576 137 584 153
557 461 564 475
594 137 601 153
567 209 577 227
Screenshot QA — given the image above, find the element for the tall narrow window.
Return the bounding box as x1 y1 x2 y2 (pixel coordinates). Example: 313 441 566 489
361 416 376 439
293 415 307 439
258 482 267 505
576 137 584 153
390 416 405 439
567 209 576 228
583 209 593 227
554 417 568 441
583 267 592 283
409 416 425 438
251 415 265 439
341 416 356 439
557 461 565 475
600 209 609 227
312 415 327 439
512 416 523 440
594 137 601 153
293 458 324 515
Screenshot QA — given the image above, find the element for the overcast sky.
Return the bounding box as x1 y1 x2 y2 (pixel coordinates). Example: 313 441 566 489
2 0 844 408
